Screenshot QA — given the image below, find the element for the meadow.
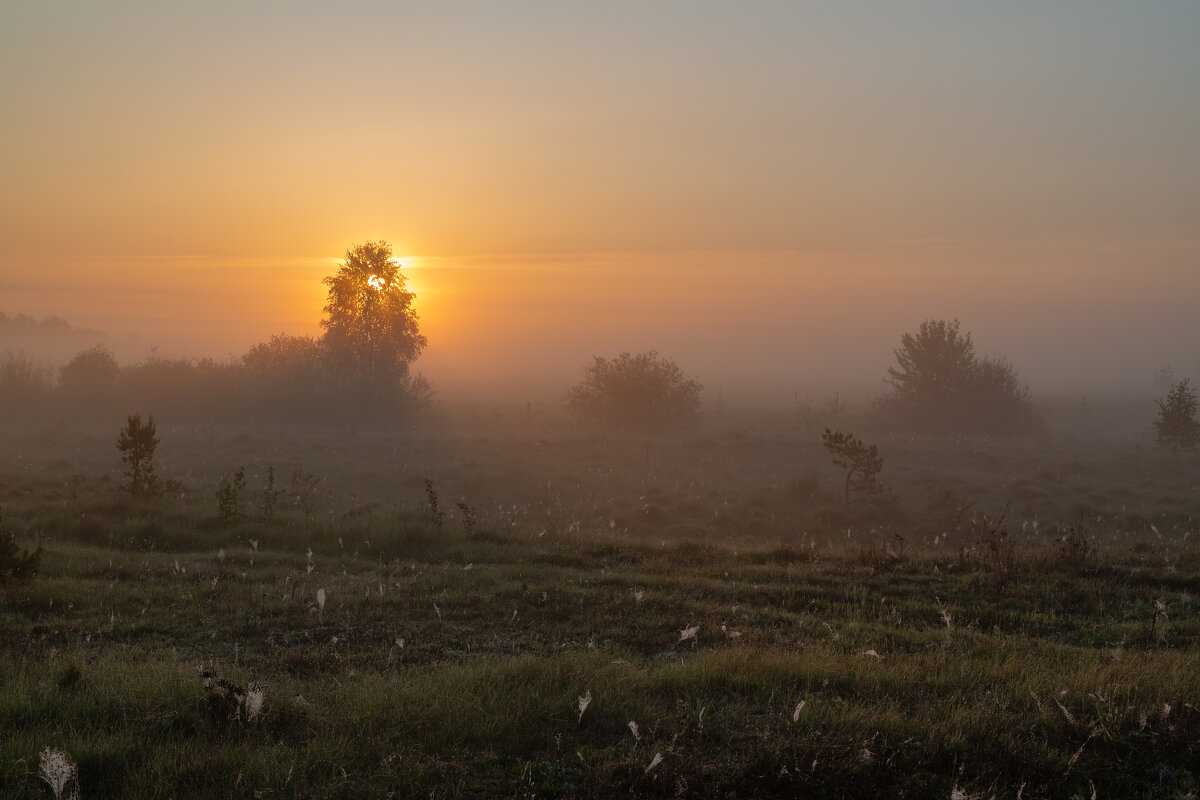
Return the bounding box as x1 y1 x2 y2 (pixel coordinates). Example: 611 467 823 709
2 398 1199 798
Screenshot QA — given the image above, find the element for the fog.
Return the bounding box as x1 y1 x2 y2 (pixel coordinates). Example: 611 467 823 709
7 6 1200 796
4 4 1199 410
5 247 1198 409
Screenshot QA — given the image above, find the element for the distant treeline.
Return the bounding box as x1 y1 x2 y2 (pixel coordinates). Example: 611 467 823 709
0 312 93 339
0 335 429 425
0 312 113 365
3 312 1050 436
2 242 432 426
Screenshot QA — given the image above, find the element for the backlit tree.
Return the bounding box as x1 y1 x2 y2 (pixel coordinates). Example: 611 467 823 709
320 241 428 413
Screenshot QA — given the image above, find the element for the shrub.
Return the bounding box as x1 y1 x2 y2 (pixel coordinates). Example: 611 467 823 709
216 466 247 523
260 466 281 521
0 509 40 582
242 334 330 419
60 344 120 418
880 319 1036 433
1153 379 1200 451
290 469 321 524
116 414 160 497
565 350 702 430
820 428 888 507
0 351 54 418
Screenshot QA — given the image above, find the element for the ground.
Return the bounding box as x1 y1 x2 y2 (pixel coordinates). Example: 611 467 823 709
1 401 1198 798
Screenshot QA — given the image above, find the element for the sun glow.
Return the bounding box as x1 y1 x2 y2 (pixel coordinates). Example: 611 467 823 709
367 274 385 291
390 257 424 296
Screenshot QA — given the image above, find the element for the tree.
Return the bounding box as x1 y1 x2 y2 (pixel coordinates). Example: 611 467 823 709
1154 379 1200 451
241 333 325 418
320 241 428 412
886 319 977 402
821 428 886 507
882 319 1035 432
0 508 40 582
60 344 120 416
116 414 160 497
565 351 703 429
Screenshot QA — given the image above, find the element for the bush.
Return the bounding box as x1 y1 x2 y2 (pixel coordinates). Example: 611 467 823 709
0 509 40 582
565 351 703 430
60 344 120 418
1154 379 1200 451
880 319 1036 433
0 351 54 419
116 414 160 497
820 428 889 507
216 466 247 523
241 334 329 419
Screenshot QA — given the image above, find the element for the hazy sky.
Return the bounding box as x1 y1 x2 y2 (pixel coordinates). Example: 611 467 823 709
3 2 1198 397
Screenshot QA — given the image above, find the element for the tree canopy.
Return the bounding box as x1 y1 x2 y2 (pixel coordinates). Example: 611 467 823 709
59 344 120 417
1154 379 1200 451
886 319 976 401
881 319 1035 433
320 241 428 413
565 351 703 430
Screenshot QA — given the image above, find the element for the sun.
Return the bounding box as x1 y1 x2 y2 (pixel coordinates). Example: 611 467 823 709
367 274 386 291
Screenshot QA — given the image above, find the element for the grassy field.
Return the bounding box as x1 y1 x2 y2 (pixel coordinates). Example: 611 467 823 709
2 405 1199 798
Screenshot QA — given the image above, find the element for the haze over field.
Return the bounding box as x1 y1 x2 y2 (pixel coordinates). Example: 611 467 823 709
2 2 1199 399
7 9 1200 796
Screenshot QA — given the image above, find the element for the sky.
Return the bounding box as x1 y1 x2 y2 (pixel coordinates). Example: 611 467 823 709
2 2 1199 399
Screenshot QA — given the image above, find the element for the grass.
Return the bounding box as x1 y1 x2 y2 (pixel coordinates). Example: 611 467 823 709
1 410 1199 797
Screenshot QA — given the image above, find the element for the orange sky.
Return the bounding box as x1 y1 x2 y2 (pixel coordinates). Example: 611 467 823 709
2 4 1198 398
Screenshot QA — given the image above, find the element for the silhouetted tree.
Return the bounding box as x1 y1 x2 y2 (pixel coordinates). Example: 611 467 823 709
60 344 120 417
821 428 886 507
972 354 1032 426
881 319 1035 433
886 319 977 402
320 241 428 414
1154 379 1200 451
116 414 160 497
242 333 326 418
565 350 702 429
244 334 320 378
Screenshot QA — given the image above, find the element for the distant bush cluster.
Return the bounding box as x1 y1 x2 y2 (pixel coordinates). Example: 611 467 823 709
7 280 1185 444
0 340 429 424
564 320 1040 435
0 508 40 582
565 350 703 430
876 319 1038 434
0 241 430 425
1155 379 1200 451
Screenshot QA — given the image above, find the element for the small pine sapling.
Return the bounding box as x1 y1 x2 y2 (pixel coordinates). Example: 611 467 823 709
821 428 888 507
260 465 281 520
290 469 321 524
116 414 160 497
215 466 247 523
0 508 41 582
425 479 445 530
456 501 476 536
1154 379 1200 451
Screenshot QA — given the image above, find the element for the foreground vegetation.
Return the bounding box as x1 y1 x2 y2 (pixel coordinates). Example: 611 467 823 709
1 410 1198 797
